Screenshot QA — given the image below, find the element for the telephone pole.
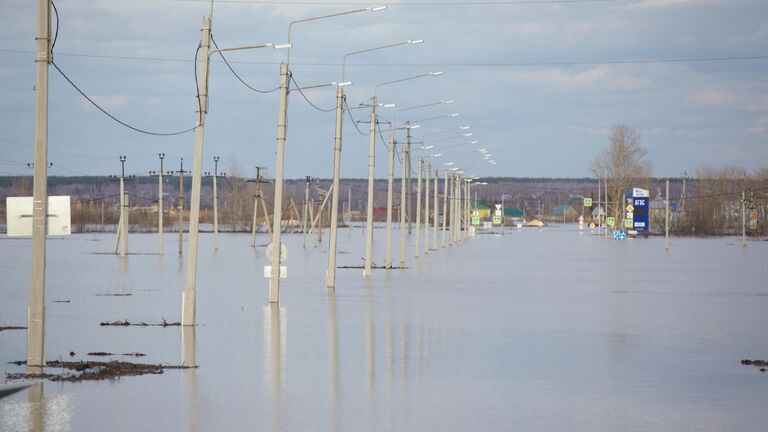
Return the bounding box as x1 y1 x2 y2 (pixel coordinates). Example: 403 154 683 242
385 137 395 268
363 96 377 278
174 158 188 256
149 153 165 254
414 157 422 259
665 177 670 251
182 14 212 327
249 167 271 247
204 156 225 251
327 85 346 289
303 176 311 249
27 0 51 368
110 156 132 258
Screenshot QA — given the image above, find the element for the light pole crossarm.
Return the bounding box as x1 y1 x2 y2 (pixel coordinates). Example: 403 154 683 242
287 6 387 64
374 71 442 97
342 39 423 81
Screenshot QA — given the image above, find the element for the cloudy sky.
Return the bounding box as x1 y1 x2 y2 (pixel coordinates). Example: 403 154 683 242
0 0 766 179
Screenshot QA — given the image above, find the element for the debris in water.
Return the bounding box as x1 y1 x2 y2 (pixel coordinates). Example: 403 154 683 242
0 326 27 332
53 299 71 303
741 359 768 369
87 352 146 357
6 360 195 382
99 318 180 327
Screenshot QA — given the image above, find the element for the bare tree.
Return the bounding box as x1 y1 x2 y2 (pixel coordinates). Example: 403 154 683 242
592 124 652 221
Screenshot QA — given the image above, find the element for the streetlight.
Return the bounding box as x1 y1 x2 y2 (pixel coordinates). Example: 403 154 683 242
328 39 422 289
270 6 387 303
362 72 442 276
184 11 289 325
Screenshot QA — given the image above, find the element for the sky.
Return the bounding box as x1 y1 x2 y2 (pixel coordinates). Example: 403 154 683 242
0 0 766 180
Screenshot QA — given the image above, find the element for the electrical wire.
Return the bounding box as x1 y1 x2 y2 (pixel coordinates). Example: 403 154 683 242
344 99 370 136
289 75 336 112
46 2 196 137
52 61 198 136
173 0 628 6
210 36 280 94
51 1 59 55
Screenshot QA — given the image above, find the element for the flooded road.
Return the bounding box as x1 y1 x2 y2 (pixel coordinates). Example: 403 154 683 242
2 226 767 431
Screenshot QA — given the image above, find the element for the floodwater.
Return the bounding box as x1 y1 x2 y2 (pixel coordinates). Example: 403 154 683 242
1 225 767 431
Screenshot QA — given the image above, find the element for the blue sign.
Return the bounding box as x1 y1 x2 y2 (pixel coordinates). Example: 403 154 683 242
613 230 627 240
628 187 650 233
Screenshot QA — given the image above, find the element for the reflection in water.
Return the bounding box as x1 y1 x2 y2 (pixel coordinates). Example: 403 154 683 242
182 327 200 432
27 383 43 432
264 304 286 432
0 383 74 432
327 294 339 432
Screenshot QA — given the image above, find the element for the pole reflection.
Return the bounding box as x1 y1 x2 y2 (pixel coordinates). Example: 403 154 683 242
182 326 199 432
327 293 339 432
264 304 286 432
26 383 43 432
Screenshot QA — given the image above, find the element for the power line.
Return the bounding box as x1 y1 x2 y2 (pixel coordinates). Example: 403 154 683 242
210 36 281 94
5 49 766 68
173 0 625 6
52 61 198 136
344 99 370 136
289 75 336 112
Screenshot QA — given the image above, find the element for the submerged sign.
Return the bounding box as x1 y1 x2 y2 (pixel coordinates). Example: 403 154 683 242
6 196 71 236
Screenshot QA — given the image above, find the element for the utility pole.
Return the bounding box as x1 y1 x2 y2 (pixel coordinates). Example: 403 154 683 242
406 128 412 234
175 158 188 256
385 137 395 268
250 166 271 247
303 176 310 249
742 190 747 247
604 170 608 238
348 187 352 234
204 156 225 251
27 0 51 368
680 171 688 213
363 95 377 278
665 177 670 251
442 170 448 248
433 166 438 251
327 85 345 288
111 156 131 258
183 15 211 327
399 143 407 267
269 62 289 304
424 160 430 255
149 153 165 254
414 157 422 259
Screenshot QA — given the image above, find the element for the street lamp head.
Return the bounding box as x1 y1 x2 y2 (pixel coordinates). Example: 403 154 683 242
159 153 165 159
334 81 353 87
421 145 434 150
214 156 220 162
381 103 396 108
430 153 442 157
443 100 455 104
273 43 292 49
469 140 479 144
460 126 470 130
367 5 388 11
444 162 454 166
448 113 459 117
408 39 424 44
407 124 421 129
464 133 473 137
429 71 444 76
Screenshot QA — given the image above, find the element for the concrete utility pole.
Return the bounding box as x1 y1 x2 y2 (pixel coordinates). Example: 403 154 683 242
149 153 165 254
176 158 188 256
327 85 345 289
604 170 608 238
207 156 225 251
268 61 289 304
414 157 422 259
250 166 271 247
182 16 211 327
442 170 448 248
27 0 51 368
465 180 471 239
385 137 395 268
424 161 430 255
116 156 129 257
448 172 455 245
742 190 747 247
303 176 310 249
680 171 688 213
406 128 412 234
433 166 438 250
363 96 377 278
399 143 407 267
665 177 670 251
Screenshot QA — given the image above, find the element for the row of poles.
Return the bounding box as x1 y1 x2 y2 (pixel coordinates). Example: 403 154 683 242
24 2 490 368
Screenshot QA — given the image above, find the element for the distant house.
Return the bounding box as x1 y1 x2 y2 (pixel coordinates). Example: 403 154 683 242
470 201 491 217
551 204 577 219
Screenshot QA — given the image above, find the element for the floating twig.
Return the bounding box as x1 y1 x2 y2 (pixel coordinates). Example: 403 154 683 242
0 326 27 332
6 360 196 382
